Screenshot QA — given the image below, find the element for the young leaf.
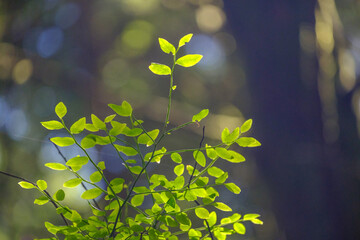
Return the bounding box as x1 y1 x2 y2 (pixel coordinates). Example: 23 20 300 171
159 38 176 55
192 109 209 122
55 102 67 119
233 222 246 234
81 188 103 199
174 164 184 176
176 212 191 226
41 120 64 130
37 180 47 191
195 207 210 219
176 54 203 67
212 202 232 212
215 172 228 184
91 114 106 130
236 137 261 147
108 101 133 117
54 189 65 201
130 166 143 175
109 178 125 193
18 181 35 189
193 150 206 167
221 127 240 144
240 119 253 133
171 152 182 163
137 129 159 146
70 117 86 134
226 150 246 163
34 196 49 205
81 135 96 149
178 33 193 48
90 171 102 183
205 144 217 160
98 161 106 170
45 162 67 171
149 63 172 75
63 178 82 188
131 195 144 207
114 145 138 156
122 126 143 136
50 137 75 147
207 166 224 178
66 156 88 167
104 114 116 123
208 211 217 227
225 183 241 194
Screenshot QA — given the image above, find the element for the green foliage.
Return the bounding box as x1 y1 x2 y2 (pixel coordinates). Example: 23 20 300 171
14 34 262 240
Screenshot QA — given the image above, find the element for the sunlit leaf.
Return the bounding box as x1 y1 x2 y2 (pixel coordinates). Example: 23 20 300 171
70 117 86 134
50 137 75 147
225 183 241 194
81 134 96 149
54 189 65 201
195 207 210 219
81 188 102 199
174 164 184 176
18 181 35 189
66 156 88 167
45 163 67 171
193 150 206 167
212 202 232 211
130 166 143 175
178 33 193 48
176 54 203 67
91 114 106 131
34 196 49 205
41 120 64 130
131 195 144 207
205 144 217 160
137 129 159 146
233 222 246 234
221 127 240 144
55 102 67 119
208 211 217 227
171 152 182 163
192 109 209 122
109 178 125 194
149 63 171 75
236 137 261 147
37 180 47 191
207 166 224 178
63 178 82 188
90 171 102 183
114 145 138 156
159 38 176 55
215 172 228 184
104 114 116 123
240 119 253 133
176 212 191 226
108 101 133 117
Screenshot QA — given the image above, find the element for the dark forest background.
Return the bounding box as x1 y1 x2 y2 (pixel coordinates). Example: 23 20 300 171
0 0 359 239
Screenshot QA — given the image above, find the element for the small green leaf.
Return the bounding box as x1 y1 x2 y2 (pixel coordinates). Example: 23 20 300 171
90 171 102 183
178 33 193 48
240 119 253 133
243 213 261 221
133 186 149 193
195 207 210 219
176 212 191 226
70 210 82 223
66 156 88 167
188 229 202 238
108 101 133 117
81 188 103 199
205 144 217 160
225 183 241 194
63 178 82 188
122 126 142 136
192 109 209 122
149 63 172 75
176 54 203 67
208 211 217 227
130 166 143 174
37 180 47 191
98 161 106 170
84 123 98 132
174 164 184 176
236 137 261 147
55 102 67 119
91 114 106 130
45 163 67 171
212 202 232 212
109 178 125 193
215 172 228 184
70 117 86 134
114 145 138 156
193 150 206 167
226 150 246 163
215 147 232 160
34 196 49 205
104 114 116 123
50 137 75 147
131 195 144 207
171 152 182 163
41 120 64 130
221 127 240 144
54 189 65 201
207 166 224 178
137 129 159 146
234 222 246 234
159 38 176 55
81 135 96 149
18 181 35 189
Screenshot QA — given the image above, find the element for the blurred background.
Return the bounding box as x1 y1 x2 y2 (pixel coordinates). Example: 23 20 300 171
0 0 359 239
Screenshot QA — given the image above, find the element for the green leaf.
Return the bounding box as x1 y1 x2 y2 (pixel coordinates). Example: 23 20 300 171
18 181 34 189
34 196 49 205
149 63 171 75
171 152 182 163
91 114 106 130
225 183 241 194
81 135 96 149
114 145 138 156
178 33 193 48
133 186 149 193
54 189 65 201
236 137 261 147
212 202 232 211
70 210 82 223
81 188 103 199
174 176 185 189
221 127 240 144
174 164 184 176
195 207 210 219
90 171 102 183
50 137 75 147
152 203 162 214
176 212 191 226
137 129 159 146
129 166 143 175
176 54 203 67
205 144 217 160
41 120 64 130
192 109 209 122
63 178 82 188
66 156 88 167
243 213 261 221
98 161 106 170
186 165 199 176
84 123 98 132
215 172 228 184
37 180 47 191
240 119 253 133
190 188 208 198
45 163 67 171
233 222 246 234
122 126 143 136
193 150 206 167
226 150 246 163
131 195 144 207
215 147 231 160
108 101 133 117
188 229 202 238
109 178 124 194
208 211 217 227
69 117 85 134
55 102 67 119
159 38 176 55
207 166 224 178
104 114 116 123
